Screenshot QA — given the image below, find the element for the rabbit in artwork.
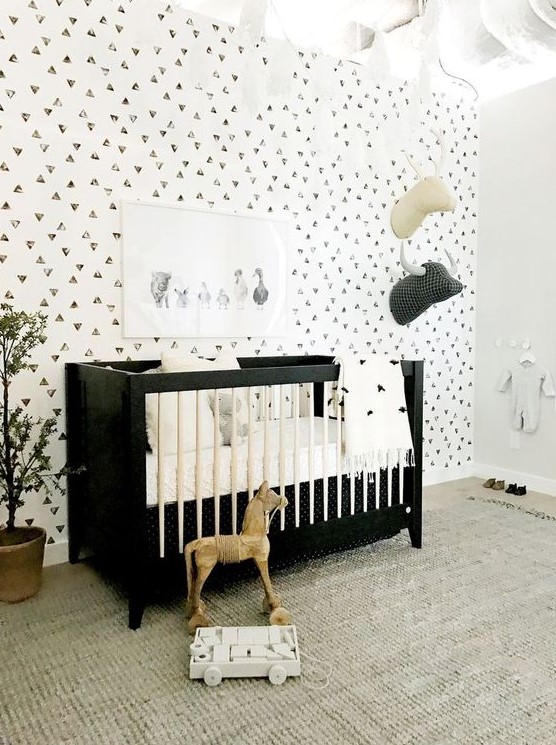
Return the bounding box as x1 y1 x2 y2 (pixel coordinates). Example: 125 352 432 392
175 288 190 308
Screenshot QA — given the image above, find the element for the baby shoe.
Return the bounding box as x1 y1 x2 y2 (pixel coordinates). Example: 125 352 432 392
492 480 505 490
515 485 527 496
505 483 517 494
483 478 496 488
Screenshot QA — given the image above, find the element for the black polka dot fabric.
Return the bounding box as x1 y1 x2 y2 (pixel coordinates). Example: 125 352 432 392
145 468 407 559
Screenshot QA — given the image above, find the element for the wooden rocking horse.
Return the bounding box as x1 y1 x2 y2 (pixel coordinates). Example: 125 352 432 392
185 481 291 634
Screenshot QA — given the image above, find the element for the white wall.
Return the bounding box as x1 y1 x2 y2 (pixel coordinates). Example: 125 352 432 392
0 0 477 562
475 76 556 494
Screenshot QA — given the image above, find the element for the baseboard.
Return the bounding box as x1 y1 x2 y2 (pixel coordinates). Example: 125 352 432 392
423 463 475 487
472 463 556 498
44 540 69 567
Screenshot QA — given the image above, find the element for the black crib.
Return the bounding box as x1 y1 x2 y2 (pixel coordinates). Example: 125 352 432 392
65 355 423 628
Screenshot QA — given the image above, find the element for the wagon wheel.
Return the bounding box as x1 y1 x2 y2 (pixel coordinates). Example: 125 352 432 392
268 665 287 686
204 666 222 687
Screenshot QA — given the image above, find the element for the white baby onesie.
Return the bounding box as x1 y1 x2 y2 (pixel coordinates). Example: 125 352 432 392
497 360 555 433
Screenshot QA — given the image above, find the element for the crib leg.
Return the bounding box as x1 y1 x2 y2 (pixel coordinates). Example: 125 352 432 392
129 594 146 630
68 535 82 565
408 523 422 549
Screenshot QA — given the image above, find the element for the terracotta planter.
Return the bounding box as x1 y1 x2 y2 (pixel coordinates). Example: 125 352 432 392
0 525 46 602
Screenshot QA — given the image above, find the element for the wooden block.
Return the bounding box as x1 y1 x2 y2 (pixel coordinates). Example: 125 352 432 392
272 643 296 660
247 645 268 659
269 626 282 645
237 627 269 645
283 630 295 650
199 627 221 638
230 645 248 659
212 644 230 662
221 627 238 645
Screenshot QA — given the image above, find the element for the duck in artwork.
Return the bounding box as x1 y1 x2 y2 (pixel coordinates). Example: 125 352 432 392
252 268 269 309
216 288 230 309
198 282 211 309
233 268 248 309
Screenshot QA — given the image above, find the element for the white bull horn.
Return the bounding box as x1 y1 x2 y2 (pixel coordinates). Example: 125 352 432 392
400 242 426 277
444 249 458 276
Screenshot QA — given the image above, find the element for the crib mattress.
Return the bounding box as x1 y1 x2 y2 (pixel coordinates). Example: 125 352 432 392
146 417 340 505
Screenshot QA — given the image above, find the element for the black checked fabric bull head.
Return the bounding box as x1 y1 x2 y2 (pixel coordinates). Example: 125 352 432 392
389 244 464 326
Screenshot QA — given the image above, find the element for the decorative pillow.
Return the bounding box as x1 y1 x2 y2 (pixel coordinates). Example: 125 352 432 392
145 351 246 453
145 371 216 456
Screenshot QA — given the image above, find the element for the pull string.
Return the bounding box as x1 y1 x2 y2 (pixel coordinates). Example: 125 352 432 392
299 649 333 690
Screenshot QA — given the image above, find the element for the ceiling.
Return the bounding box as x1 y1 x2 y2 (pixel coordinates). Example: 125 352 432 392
169 0 556 99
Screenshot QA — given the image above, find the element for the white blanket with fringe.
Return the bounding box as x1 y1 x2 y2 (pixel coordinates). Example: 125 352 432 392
333 354 414 476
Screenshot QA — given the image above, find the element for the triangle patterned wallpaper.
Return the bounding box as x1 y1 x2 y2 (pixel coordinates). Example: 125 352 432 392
0 0 477 556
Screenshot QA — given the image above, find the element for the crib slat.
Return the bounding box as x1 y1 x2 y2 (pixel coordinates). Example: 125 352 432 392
213 391 220 535
363 468 368 513
294 384 300 528
398 452 404 505
195 390 202 538
374 470 380 510
279 384 286 531
157 394 165 559
323 381 329 522
247 386 253 499
263 386 270 484
350 471 355 516
176 392 186 552
387 464 393 508
230 388 238 534
308 383 315 525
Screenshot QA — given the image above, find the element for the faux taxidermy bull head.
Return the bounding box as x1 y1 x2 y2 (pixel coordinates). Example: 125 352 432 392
389 244 464 326
390 131 457 240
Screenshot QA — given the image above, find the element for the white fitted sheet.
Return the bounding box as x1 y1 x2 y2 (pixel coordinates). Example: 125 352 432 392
146 416 340 505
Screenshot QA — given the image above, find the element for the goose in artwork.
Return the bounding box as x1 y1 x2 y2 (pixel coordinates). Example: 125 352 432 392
198 282 211 309
233 268 248 309
252 267 269 309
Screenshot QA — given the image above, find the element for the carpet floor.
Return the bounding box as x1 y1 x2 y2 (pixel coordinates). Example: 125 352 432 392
1 498 555 745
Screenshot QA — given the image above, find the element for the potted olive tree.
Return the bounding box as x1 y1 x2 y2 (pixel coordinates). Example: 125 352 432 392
0 304 61 602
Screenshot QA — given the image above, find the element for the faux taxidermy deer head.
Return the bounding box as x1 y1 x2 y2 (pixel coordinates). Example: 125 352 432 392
389 243 464 326
390 131 457 240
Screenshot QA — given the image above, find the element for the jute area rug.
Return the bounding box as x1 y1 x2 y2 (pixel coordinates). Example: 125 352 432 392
1 497 555 745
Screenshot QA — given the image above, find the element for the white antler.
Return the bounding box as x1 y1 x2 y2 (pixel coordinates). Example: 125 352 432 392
404 151 424 180
430 128 445 176
400 242 426 277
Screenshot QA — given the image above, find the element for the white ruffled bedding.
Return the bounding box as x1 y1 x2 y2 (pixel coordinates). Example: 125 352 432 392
146 417 340 505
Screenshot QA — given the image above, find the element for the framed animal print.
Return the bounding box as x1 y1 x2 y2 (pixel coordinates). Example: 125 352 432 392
121 201 290 338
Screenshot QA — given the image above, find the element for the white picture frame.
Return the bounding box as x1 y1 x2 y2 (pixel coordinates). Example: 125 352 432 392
121 201 290 338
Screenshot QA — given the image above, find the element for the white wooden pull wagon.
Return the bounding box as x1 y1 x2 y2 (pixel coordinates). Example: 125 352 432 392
189 625 301 686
